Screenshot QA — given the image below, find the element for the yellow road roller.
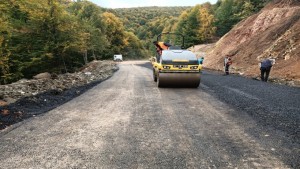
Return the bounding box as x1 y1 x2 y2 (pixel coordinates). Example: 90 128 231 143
152 33 202 88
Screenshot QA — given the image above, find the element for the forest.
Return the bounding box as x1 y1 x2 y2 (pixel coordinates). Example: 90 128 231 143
114 0 271 49
0 0 148 84
0 0 271 84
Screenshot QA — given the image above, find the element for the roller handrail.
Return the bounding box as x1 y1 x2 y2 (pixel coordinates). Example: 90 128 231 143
157 32 185 49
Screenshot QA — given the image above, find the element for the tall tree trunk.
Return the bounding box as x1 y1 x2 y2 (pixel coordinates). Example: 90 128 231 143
83 50 88 64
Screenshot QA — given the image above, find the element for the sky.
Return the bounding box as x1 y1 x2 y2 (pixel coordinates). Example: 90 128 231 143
88 0 218 9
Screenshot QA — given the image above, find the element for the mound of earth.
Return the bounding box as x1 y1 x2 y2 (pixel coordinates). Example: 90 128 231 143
0 61 118 130
203 0 300 86
191 43 216 58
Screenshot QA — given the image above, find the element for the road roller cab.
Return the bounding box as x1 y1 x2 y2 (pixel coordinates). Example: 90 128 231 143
152 33 202 88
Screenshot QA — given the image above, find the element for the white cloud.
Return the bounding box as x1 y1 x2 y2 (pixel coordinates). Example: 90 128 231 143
107 0 132 8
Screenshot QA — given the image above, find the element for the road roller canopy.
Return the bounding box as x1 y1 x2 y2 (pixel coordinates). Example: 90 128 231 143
161 50 198 65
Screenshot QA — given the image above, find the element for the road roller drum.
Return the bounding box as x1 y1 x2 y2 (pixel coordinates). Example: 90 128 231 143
157 72 200 88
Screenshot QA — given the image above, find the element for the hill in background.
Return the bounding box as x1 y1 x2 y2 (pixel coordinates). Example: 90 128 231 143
203 0 300 85
113 7 190 39
112 7 191 51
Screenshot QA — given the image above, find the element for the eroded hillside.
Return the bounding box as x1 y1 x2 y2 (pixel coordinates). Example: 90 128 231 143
204 0 300 85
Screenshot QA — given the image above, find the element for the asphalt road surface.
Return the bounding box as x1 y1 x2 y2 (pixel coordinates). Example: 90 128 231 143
0 61 299 168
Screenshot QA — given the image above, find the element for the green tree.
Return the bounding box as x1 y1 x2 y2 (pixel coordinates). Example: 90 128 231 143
250 0 272 12
175 4 215 48
68 0 108 62
236 1 255 19
185 5 201 47
101 12 127 59
214 0 238 36
213 0 272 37
113 7 189 53
123 32 148 59
2 0 86 79
0 7 12 84
0 0 28 83
175 11 189 47
15 0 79 76
198 6 216 42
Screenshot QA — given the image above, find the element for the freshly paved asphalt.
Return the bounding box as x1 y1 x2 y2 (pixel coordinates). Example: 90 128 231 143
0 61 299 168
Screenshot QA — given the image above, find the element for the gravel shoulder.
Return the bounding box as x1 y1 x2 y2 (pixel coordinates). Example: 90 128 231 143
0 60 118 130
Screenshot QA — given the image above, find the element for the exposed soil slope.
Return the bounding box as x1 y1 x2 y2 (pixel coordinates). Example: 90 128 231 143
204 0 300 85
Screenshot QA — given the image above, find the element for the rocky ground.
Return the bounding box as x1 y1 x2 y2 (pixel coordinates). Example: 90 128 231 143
192 43 300 87
203 0 300 85
0 60 118 130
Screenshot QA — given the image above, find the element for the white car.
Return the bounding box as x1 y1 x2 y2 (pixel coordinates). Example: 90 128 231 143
113 54 123 62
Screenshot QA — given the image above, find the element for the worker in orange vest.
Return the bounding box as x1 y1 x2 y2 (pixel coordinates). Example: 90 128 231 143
153 41 172 56
224 55 232 75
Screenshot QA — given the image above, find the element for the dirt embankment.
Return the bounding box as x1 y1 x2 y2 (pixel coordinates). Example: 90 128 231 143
202 0 300 86
0 61 118 130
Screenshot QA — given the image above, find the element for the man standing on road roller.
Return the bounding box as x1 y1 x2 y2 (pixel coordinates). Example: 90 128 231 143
153 41 172 56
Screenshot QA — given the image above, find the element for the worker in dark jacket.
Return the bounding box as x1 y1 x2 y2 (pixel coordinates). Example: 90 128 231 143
260 58 275 82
